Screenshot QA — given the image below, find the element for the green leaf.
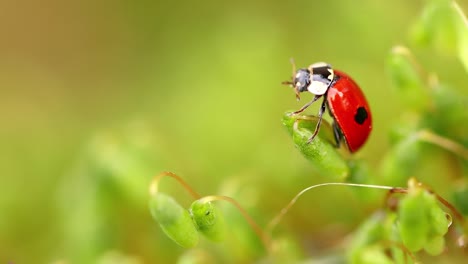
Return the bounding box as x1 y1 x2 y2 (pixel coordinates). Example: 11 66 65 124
380 134 423 186
149 193 199 248
282 112 349 180
386 46 430 112
423 235 445 256
428 203 449 236
411 0 457 54
190 200 225 242
398 189 430 252
424 82 468 146
411 0 468 71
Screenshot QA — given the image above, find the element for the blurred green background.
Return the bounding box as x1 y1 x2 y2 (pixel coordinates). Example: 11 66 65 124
1 0 467 263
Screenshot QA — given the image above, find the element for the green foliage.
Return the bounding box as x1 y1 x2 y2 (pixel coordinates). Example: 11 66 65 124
398 187 444 252
149 193 199 248
4 1 467 263
190 200 226 242
386 46 430 112
149 3 467 263
282 112 349 180
383 16 468 186
411 0 468 71
381 134 423 185
346 178 453 263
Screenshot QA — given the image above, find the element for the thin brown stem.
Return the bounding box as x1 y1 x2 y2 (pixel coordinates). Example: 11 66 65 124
432 192 464 223
386 179 464 226
380 240 418 264
384 187 409 212
199 195 272 252
417 130 468 160
149 171 201 199
266 182 398 235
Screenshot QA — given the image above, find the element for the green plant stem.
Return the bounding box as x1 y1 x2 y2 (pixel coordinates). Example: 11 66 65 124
198 195 272 252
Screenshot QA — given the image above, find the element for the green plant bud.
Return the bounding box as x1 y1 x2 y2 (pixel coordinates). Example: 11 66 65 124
429 203 450 236
398 189 430 252
380 135 423 186
386 46 430 112
453 186 468 216
149 193 199 248
411 1 458 55
282 112 349 180
424 235 445 256
424 85 468 145
190 200 225 242
411 0 468 71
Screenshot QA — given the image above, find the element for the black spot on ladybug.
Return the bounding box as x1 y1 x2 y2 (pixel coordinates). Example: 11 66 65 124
354 107 368 125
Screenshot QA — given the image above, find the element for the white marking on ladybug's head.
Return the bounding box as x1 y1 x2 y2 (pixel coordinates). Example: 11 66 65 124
311 62 329 68
327 68 334 80
307 81 328 95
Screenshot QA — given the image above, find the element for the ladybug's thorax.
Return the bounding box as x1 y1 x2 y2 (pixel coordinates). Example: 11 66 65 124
307 62 334 95
293 62 335 96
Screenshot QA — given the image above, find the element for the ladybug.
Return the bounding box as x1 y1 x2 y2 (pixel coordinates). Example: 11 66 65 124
282 60 372 152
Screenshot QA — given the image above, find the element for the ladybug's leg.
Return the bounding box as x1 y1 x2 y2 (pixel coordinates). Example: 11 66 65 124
306 96 327 144
332 122 343 148
292 95 321 115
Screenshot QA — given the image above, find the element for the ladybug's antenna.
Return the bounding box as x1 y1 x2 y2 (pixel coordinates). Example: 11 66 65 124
281 58 301 100
289 58 301 100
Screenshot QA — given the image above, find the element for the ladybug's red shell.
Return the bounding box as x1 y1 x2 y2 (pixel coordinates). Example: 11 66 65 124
327 70 372 152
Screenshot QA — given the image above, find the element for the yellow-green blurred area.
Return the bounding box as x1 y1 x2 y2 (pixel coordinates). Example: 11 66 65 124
1 0 467 263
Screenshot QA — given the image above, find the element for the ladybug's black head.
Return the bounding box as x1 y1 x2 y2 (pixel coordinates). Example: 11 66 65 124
293 69 311 94
282 67 311 101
